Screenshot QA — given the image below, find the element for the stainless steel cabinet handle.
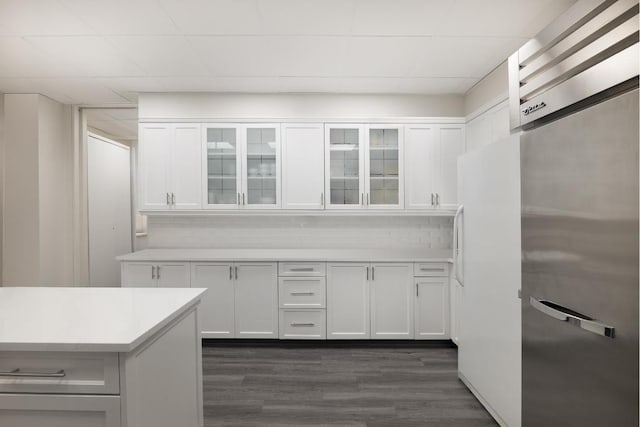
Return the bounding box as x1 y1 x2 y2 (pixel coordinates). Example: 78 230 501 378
420 268 443 272
235 266 238 280
290 323 315 327
290 268 314 272
416 283 419 297
366 193 369 205
166 193 170 205
171 193 175 205
156 266 160 280
366 266 369 280
431 193 435 206
151 266 156 280
371 266 375 280
530 297 615 338
436 193 440 206
242 193 245 205
290 292 314 296
229 265 233 280
0 368 66 378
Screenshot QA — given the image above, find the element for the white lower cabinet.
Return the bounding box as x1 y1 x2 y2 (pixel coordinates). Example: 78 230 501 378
327 263 370 339
121 262 189 287
190 262 278 338
191 263 235 338
415 277 449 339
370 263 414 339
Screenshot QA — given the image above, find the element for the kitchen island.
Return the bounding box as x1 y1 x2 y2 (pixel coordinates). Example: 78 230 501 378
0 287 206 427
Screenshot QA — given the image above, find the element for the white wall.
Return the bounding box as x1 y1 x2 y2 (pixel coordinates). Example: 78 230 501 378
3 94 73 285
0 94 4 284
139 93 464 121
147 216 453 250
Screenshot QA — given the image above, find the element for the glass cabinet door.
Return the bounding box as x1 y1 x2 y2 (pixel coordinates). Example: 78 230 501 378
327 125 363 208
205 127 239 207
367 126 402 208
244 126 279 207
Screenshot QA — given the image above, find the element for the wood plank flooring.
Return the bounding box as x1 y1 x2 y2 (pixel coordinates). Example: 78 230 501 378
202 342 497 426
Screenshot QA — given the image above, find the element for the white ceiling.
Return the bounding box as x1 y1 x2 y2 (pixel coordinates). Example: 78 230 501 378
86 108 138 143
0 0 576 104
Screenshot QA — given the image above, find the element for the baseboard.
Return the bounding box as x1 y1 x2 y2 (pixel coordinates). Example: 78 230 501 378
203 338 456 348
458 372 509 427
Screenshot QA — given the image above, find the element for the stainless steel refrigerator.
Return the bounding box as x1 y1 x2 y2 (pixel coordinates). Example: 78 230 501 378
511 1 640 425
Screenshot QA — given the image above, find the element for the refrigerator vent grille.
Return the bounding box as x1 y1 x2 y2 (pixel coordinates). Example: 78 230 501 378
509 0 639 129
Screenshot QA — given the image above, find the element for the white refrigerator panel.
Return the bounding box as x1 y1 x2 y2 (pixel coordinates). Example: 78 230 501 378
458 136 521 427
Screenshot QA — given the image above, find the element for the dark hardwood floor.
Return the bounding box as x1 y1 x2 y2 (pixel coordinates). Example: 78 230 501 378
202 342 497 426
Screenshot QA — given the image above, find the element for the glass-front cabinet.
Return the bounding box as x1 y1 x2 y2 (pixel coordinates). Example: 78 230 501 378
325 124 403 210
203 124 280 209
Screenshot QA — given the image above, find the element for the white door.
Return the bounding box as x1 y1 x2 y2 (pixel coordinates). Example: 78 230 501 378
139 124 171 210
415 277 449 339
404 125 437 209
325 124 365 209
435 126 465 209
88 134 132 287
281 123 325 209
171 124 202 209
326 263 370 339
121 263 156 287
234 263 278 338
365 125 404 209
370 263 413 339
191 263 235 338
156 263 190 288
242 125 280 209
203 125 242 209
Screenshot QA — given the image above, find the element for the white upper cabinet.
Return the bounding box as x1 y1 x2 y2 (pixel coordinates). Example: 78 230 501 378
325 124 365 209
281 123 325 210
365 125 404 209
203 124 281 209
325 124 404 210
139 123 202 211
404 124 464 210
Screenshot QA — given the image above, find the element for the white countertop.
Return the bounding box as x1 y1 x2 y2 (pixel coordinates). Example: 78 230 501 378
116 248 453 263
0 287 206 353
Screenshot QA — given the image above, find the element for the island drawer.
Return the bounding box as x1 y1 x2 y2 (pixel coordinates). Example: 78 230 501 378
414 262 449 277
0 352 119 395
279 277 326 308
278 262 326 277
279 310 326 339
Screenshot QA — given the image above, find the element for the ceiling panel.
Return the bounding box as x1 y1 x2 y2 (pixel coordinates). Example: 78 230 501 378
352 0 452 35
395 77 478 94
409 36 528 78
25 36 145 77
342 37 424 77
61 0 179 35
107 36 209 76
257 0 355 35
188 36 275 76
159 0 262 35
0 0 94 36
433 0 577 37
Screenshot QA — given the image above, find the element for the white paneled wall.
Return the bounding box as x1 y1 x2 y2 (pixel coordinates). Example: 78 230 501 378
147 216 453 250
465 99 511 152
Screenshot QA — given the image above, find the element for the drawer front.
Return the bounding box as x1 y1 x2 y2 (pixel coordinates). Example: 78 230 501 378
0 353 119 395
279 277 326 308
279 310 326 339
278 262 326 277
414 262 449 277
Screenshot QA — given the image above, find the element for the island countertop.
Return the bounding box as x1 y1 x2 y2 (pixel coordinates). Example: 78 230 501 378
0 287 206 352
116 248 453 263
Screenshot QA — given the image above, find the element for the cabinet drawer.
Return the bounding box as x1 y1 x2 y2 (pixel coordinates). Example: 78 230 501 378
414 262 449 277
279 310 326 339
279 277 326 308
0 353 119 395
278 262 326 277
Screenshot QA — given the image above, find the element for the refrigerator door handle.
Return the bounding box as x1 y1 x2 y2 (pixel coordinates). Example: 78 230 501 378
453 204 464 286
530 297 615 338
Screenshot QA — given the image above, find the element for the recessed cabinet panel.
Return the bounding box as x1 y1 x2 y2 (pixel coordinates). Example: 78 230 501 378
205 126 240 208
172 125 202 209
281 124 325 209
404 125 437 210
415 277 449 339
326 263 370 338
121 263 156 287
234 263 278 338
437 126 465 210
370 264 413 339
139 124 171 210
155 263 190 288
